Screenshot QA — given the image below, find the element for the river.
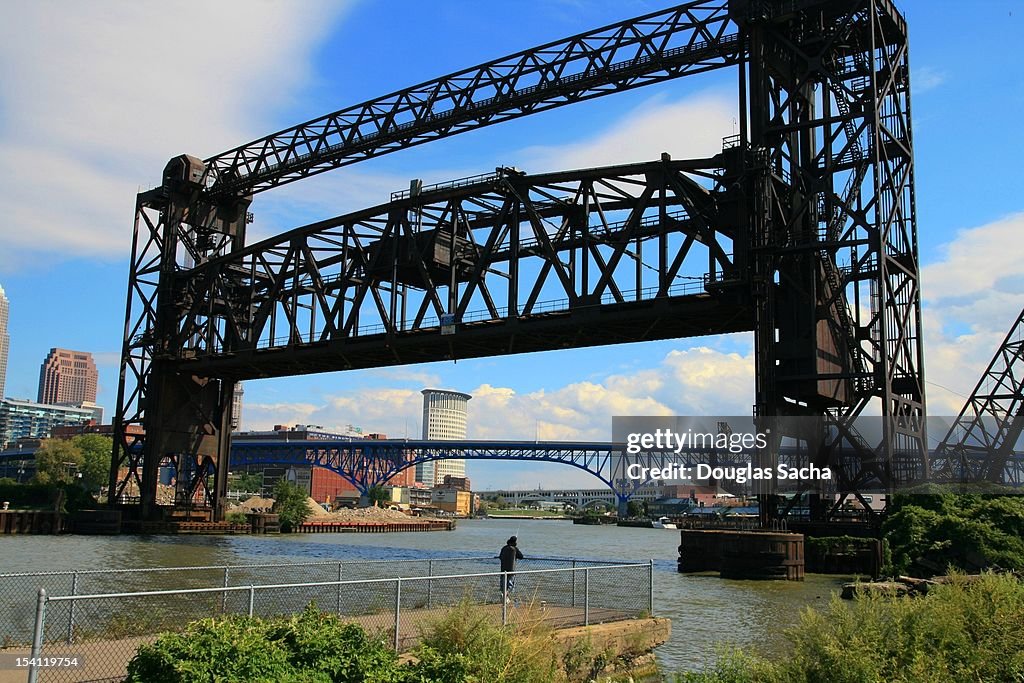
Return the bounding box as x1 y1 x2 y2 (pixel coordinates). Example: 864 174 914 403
1 519 848 675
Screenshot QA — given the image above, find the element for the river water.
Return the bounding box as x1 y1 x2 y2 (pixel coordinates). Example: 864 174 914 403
1 519 848 675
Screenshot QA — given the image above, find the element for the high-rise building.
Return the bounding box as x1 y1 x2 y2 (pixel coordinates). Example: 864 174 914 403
0 284 9 400
37 348 98 405
231 383 244 430
0 398 95 449
417 389 471 486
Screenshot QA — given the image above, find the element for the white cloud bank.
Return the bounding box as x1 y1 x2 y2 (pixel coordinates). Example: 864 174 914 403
518 91 737 173
0 0 352 270
244 345 755 442
920 212 1024 415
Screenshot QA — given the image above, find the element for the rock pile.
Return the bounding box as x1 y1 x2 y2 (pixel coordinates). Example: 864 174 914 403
303 497 414 522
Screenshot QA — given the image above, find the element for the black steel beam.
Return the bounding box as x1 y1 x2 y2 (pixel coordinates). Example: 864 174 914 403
183 293 753 380
932 306 1024 485
201 2 740 197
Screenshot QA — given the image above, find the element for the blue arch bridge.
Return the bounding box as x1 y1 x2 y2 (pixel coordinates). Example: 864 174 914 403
229 439 655 516
4 439 1021 517
2 439 748 516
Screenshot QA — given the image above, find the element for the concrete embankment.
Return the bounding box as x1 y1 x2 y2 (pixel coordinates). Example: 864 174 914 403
552 617 671 680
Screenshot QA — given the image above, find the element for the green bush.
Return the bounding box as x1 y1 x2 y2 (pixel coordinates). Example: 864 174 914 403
126 605 400 683
409 603 560 683
676 572 1024 683
269 608 400 683
126 616 297 682
0 481 95 512
132 596 677 683
884 494 1024 575
225 510 249 525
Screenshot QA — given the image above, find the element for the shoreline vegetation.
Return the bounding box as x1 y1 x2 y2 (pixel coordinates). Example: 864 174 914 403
676 572 1024 683
125 602 656 683
122 572 1024 682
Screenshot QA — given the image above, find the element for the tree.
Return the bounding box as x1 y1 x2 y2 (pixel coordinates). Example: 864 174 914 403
33 439 83 485
627 500 644 518
72 435 113 492
229 471 264 493
366 485 389 508
272 479 311 532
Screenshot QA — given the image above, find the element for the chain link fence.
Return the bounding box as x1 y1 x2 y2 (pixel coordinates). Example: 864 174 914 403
1 557 652 683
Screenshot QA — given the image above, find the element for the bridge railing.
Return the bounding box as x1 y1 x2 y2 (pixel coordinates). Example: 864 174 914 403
5 558 653 683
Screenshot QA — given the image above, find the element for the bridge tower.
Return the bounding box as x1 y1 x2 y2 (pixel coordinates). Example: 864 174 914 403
733 0 927 519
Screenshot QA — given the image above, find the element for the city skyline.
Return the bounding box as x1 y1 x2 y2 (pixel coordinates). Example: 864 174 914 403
0 1 1021 489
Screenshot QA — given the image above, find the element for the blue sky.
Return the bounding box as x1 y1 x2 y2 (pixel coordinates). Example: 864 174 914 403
1 1 1022 489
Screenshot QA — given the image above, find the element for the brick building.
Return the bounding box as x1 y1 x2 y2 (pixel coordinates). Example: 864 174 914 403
38 348 98 405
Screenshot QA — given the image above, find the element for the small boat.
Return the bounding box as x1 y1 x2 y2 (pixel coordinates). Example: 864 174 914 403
651 516 677 530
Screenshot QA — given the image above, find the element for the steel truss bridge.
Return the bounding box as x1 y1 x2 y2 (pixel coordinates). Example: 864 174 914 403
232 439 842 515
110 0 935 522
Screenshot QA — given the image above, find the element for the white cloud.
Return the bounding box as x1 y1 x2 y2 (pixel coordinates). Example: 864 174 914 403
921 212 1024 303
240 342 755 488
0 0 353 269
242 401 323 432
517 91 737 172
913 66 946 94
920 212 1024 415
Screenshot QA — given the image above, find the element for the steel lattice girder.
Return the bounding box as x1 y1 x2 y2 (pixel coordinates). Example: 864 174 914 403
201 2 742 198
171 158 754 380
932 307 1024 485
735 0 927 501
229 439 846 503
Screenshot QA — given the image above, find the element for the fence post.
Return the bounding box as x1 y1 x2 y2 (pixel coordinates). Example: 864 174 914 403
571 560 576 607
648 559 655 616
426 559 433 609
27 588 46 683
584 568 590 626
221 566 230 612
66 570 79 644
393 577 402 652
501 572 508 626
248 585 255 617
336 562 343 614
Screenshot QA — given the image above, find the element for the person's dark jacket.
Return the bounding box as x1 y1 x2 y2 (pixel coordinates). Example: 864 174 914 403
499 543 524 572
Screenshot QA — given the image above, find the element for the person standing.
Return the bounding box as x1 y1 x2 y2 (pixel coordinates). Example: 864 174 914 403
498 535 524 600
